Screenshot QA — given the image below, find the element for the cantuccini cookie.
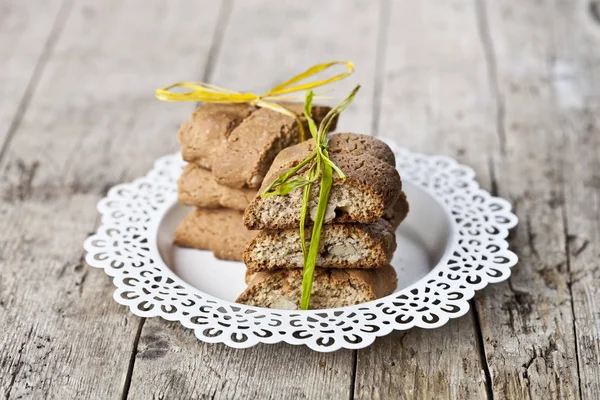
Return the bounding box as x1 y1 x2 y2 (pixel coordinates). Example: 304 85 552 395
178 103 255 170
211 103 334 189
244 151 402 230
237 265 398 310
244 219 396 271
178 163 256 211
175 208 257 261
268 132 396 172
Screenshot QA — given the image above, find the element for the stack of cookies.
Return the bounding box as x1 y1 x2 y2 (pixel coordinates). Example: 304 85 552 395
237 133 409 309
174 102 335 260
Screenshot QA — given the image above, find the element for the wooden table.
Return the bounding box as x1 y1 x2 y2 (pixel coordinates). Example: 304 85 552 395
1 0 599 398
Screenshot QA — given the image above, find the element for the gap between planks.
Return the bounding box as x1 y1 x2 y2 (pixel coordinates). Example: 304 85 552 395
118 1 234 398
472 300 495 400
471 0 504 396
472 156 499 400
474 0 506 155
370 0 392 139
201 0 234 83
562 179 585 400
349 1 393 396
121 319 146 400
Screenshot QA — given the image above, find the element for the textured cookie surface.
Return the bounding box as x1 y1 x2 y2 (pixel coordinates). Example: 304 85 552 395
237 265 398 310
178 163 256 211
244 219 396 271
269 133 396 172
244 151 402 230
178 103 255 170
174 208 257 261
211 103 333 189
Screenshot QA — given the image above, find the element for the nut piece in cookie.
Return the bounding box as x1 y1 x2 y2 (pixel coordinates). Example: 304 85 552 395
244 219 396 271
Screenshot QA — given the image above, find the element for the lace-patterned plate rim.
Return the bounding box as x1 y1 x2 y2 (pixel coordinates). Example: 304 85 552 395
84 140 519 352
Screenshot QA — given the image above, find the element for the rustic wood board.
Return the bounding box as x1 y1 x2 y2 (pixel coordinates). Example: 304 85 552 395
128 320 355 399
0 0 221 398
0 0 598 399
549 0 600 397
473 0 600 398
354 0 495 398
0 0 66 155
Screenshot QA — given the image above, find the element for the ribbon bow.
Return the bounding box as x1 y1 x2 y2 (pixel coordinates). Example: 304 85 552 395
155 61 354 141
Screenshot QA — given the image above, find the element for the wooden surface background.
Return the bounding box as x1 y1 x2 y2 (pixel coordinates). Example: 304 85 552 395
1 0 599 399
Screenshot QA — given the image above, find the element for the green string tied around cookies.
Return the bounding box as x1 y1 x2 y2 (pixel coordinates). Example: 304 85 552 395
262 85 360 310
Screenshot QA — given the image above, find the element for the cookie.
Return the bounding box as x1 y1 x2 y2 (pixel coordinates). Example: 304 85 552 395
178 163 256 211
211 103 334 189
237 264 398 309
174 208 258 261
244 219 396 271
178 103 255 170
244 151 402 230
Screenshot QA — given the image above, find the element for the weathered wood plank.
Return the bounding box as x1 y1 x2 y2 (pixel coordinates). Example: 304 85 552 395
1 2 597 399
552 0 600 397
473 0 596 398
356 319 489 399
355 0 494 397
125 0 382 398
129 320 354 399
208 0 380 134
0 0 66 155
0 1 221 398
562 107 600 399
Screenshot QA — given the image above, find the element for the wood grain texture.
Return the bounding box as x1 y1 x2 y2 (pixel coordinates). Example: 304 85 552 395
0 0 67 156
0 1 598 399
209 0 381 134
355 319 489 400
551 0 600 397
473 0 599 398
125 0 382 398
563 107 600 399
0 0 221 398
354 0 494 397
128 320 354 399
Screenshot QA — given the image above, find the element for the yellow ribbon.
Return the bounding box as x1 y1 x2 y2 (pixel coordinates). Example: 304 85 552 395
155 61 354 141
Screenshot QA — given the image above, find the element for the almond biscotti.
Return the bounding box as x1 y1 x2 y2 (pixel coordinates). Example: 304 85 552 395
258 134 409 229
244 151 402 230
178 103 255 169
174 208 257 261
178 102 334 187
268 132 396 172
236 264 398 309
211 103 334 189
178 163 256 211
244 219 396 271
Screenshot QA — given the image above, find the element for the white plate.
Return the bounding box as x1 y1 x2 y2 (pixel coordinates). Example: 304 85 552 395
159 180 450 302
84 139 518 351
